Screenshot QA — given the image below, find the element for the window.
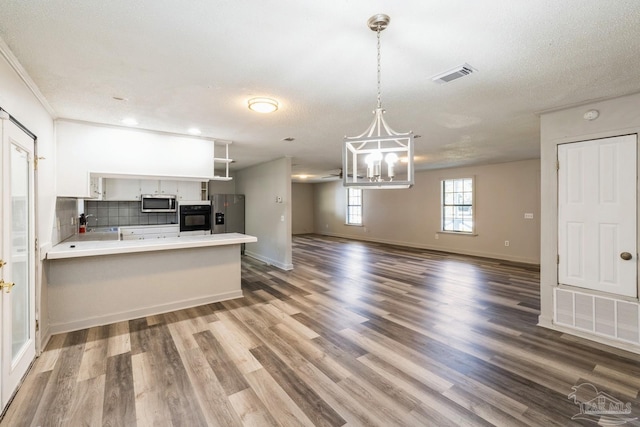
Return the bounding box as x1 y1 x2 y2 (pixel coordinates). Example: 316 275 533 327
441 178 474 233
346 188 363 225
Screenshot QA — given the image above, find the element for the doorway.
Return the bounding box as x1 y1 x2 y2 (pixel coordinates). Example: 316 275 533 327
1 116 36 412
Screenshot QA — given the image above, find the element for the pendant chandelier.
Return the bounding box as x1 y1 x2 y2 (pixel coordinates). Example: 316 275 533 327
343 14 414 189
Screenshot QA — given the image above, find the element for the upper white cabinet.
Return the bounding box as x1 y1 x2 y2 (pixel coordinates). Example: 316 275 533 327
88 175 103 200
177 181 203 200
139 180 180 197
160 180 178 195
104 178 141 201
139 179 161 195
104 178 203 200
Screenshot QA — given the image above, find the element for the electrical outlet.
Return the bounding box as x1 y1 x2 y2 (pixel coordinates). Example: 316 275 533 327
280 215 285 222
504 240 510 247
435 233 439 240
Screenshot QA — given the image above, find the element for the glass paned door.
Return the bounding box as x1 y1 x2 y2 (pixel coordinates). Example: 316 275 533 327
10 144 30 358
1 118 36 411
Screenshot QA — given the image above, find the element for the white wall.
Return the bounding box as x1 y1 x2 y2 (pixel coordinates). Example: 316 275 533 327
292 183 314 234
0 41 56 349
56 120 216 197
539 92 640 353
313 159 541 264
236 157 292 270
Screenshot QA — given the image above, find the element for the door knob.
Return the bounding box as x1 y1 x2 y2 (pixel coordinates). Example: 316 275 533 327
0 280 15 293
620 252 633 261
0 259 5 268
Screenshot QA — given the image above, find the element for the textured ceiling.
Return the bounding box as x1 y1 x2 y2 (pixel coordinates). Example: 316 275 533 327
1 1 640 182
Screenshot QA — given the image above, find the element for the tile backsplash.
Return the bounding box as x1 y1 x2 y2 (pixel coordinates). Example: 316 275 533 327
53 198 178 244
54 197 78 244
84 200 178 228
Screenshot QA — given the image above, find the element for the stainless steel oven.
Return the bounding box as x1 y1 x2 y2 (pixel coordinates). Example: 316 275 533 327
179 201 212 234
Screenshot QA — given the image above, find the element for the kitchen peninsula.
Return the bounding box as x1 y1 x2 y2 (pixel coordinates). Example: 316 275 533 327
45 233 257 334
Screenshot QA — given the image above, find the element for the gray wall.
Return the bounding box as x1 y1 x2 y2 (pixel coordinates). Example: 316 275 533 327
539 92 640 342
292 183 314 234
313 159 541 264
208 175 236 195
236 157 293 270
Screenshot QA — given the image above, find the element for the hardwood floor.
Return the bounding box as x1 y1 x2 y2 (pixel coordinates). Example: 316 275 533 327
3 234 640 426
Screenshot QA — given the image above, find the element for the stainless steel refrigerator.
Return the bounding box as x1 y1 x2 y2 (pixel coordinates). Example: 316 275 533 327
210 193 245 234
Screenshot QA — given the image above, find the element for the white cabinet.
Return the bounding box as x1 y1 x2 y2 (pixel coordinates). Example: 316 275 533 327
103 178 203 201
89 176 103 200
139 180 178 195
177 181 203 200
160 180 178 195
140 179 202 200
104 179 141 201
119 225 180 240
139 179 160 195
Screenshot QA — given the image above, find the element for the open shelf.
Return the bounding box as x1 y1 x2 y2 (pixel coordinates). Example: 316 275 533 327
213 141 233 180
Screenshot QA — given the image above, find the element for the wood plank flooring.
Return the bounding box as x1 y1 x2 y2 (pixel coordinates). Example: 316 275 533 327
3 234 640 426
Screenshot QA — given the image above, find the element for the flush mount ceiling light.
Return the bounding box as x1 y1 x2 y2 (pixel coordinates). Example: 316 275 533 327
248 97 279 113
343 14 414 189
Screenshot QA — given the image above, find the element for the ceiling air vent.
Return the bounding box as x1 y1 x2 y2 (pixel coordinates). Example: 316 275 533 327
431 63 477 84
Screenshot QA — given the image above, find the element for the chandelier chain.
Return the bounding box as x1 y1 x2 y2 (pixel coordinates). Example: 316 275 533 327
376 27 382 109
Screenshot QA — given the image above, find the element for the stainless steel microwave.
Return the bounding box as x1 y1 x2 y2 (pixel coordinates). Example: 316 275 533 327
140 194 177 212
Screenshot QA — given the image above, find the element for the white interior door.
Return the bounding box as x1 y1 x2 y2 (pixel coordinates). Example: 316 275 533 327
558 134 637 297
1 117 36 410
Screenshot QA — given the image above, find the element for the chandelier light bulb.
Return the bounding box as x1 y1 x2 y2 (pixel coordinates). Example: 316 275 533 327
385 153 399 164
385 153 398 179
365 151 383 180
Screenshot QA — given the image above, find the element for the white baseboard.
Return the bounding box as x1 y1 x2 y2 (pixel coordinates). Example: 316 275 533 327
540 321 640 356
48 290 243 335
245 251 293 270
317 231 539 265
39 327 52 356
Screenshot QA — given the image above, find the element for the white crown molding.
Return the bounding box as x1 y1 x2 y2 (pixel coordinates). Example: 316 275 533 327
0 36 57 118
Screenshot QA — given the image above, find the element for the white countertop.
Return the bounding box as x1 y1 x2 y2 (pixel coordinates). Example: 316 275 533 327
47 233 257 260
